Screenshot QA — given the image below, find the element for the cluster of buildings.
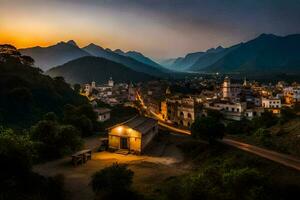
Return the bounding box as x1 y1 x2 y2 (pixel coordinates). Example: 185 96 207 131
82 78 136 106
140 77 300 129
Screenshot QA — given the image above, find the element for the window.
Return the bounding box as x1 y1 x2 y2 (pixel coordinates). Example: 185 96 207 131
237 108 240 112
187 113 192 118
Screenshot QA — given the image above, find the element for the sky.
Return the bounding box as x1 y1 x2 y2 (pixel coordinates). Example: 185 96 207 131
1 0 300 59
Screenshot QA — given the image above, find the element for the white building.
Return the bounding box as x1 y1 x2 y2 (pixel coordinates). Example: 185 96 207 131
94 108 111 122
108 77 114 87
91 81 96 88
261 98 281 109
204 101 247 121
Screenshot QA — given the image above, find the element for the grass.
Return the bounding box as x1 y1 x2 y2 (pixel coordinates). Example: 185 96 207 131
228 118 300 158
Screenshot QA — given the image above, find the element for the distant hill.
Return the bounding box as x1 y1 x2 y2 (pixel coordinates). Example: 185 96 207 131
167 46 225 71
113 49 162 69
203 34 300 73
46 56 155 84
158 58 177 69
188 45 239 71
0 44 87 127
164 34 300 74
19 40 91 71
82 43 169 77
171 52 204 70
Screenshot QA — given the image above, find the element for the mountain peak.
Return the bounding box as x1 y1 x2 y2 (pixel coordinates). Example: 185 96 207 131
85 43 104 50
67 40 78 47
114 49 124 54
257 33 277 39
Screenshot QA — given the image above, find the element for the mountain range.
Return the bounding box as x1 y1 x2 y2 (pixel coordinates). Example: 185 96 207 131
82 43 169 77
19 40 90 71
19 33 300 80
20 40 167 77
160 33 300 74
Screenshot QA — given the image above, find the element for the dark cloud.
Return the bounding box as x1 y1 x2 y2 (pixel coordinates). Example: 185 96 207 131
2 0 300 58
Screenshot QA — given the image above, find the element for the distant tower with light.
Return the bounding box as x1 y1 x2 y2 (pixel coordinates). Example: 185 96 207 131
243 77 247 87
166 86 171 95
223 76 231 98
108 77 114 87
91 81 96 88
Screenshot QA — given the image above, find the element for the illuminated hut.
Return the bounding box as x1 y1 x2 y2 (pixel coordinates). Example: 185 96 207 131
108 116 158 154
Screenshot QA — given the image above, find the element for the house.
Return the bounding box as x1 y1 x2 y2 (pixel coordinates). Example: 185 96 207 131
261 97 281 114
108 116 158 154
165 96 195 127
94 108 111 122
261 98 281 109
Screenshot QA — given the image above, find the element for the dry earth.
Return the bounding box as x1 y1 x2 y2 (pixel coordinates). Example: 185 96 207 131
33 133 191 200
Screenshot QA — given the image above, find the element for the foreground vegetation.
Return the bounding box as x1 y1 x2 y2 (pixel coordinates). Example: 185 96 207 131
226 107 300 157
155 141 300 200
0 44 88 128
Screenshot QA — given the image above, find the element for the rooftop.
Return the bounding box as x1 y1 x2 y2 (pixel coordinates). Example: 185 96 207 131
94 108 111 114
124 116 157 135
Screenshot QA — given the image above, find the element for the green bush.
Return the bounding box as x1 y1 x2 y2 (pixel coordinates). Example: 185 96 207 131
91 163 141 200
0 127 65 200
30 119 82 160
91 163 134 193
191 116 225 143
226 118 254 135
63 104 98 137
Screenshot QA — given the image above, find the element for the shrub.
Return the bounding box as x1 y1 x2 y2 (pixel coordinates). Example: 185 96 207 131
91 163 134 193
191 116 225 143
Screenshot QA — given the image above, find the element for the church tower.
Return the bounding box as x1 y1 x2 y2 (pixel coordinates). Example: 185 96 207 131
108 77 114 87
223 76 231 98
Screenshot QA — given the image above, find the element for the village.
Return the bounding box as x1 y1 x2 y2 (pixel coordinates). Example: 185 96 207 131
31 76 300 200
75 76 300 155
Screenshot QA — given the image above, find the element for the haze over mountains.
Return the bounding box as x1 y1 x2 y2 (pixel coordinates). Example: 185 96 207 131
18 33 300 84
20 40 165 75
82 43 169 77
160 34 300 74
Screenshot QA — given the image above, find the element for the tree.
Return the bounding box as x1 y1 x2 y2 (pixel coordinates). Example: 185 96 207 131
280 107 297 124
226 118 253 135
43 112 58 122
73 83 81 94
30 120 82 160
91 163 134 193
0 127 34 179
0 127 65 200
63 104 97 137
252 111 278 129
223 168 267 200
191 116 225 144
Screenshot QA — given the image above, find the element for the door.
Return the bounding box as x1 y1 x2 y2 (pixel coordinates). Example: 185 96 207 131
120 137 128 149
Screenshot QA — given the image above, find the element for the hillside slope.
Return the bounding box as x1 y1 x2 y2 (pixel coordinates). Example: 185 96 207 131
203 34 300 73
47 56 155 84
83 44 170 77
0 44 87 127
